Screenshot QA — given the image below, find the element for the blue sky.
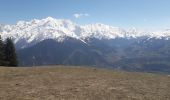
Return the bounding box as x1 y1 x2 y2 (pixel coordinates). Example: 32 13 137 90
0 0 170 31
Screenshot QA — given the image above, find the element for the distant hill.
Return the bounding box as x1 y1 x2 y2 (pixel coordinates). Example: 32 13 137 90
17 38 112 67
17 38 170 74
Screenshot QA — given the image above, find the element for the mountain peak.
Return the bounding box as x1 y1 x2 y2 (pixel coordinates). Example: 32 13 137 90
1 17 170 49
44 16 55 21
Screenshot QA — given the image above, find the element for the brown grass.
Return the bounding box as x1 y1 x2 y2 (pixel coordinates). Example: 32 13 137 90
0 66 170 100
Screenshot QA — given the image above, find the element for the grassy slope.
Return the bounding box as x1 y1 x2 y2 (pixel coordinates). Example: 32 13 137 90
0 66 170 100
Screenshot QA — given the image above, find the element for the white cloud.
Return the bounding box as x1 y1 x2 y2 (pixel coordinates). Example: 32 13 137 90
73 13 89 19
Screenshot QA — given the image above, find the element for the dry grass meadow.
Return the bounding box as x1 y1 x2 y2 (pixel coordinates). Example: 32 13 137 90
0 66 170 100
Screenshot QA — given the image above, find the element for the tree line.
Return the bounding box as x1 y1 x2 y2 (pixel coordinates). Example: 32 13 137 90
0 35 18 66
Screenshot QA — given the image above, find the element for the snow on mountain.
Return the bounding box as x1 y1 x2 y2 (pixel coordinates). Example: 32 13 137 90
1 17 78 42
0 17 170 49
80 23 126 39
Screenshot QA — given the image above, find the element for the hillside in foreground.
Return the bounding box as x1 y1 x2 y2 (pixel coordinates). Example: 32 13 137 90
0 66 170 100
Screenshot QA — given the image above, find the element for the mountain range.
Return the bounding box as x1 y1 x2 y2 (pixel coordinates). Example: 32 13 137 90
1 17 170 74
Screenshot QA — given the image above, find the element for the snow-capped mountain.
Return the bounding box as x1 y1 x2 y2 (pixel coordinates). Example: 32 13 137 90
0 17 127 42
1 17 170 73
0 17 170 49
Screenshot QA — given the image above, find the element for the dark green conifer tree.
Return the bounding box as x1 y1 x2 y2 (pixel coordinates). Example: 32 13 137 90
4 38 18 66
0 35 5 66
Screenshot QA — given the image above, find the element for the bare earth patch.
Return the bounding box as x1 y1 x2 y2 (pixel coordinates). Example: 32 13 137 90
0 66 170 100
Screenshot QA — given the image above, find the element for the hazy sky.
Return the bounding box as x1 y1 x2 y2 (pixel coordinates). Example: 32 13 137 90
0 0 170 31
